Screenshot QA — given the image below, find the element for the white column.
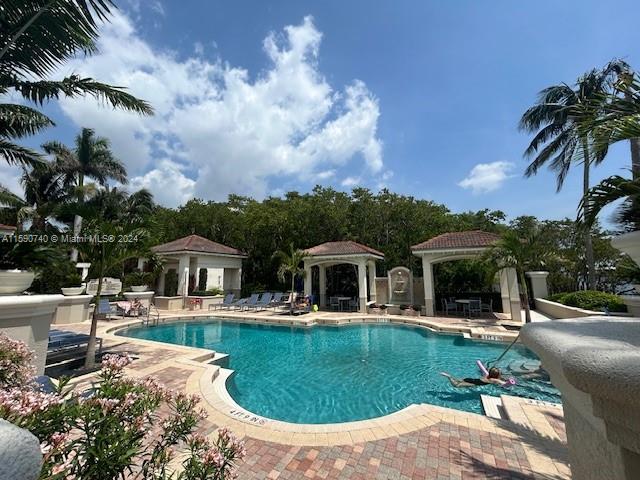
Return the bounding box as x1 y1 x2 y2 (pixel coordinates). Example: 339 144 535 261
318 264 327 308
421 256 435 316
177 255 190 298
136 257 146 270
157 266 166 295
507 267 522 323
303 262 312 297
526 271 549 300
368 260 377 303
499 269 510 315
358 260 368 313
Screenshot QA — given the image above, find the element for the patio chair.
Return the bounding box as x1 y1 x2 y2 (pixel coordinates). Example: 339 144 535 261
97 298 116 320
480 299 493 314
235 293 259 311
468 299 481 317
47 329 103 361
329 296 340 311
348 298 359 312
268 292 285 310
251 292 275 311
442 298 458 316
210 293 235 310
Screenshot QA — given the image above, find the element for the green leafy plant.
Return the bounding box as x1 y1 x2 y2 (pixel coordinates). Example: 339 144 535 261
164 269 178 297
549 290 627 312
63 272 82 288
124 271 150 288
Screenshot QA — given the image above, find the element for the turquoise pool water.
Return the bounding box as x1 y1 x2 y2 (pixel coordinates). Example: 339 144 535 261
118 320 560 423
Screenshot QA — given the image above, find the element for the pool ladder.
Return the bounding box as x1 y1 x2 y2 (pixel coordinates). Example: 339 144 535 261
144 304 160 326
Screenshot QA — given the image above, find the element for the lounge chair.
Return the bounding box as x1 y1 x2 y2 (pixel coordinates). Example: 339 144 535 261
246 292 274 311
268 292 285 310
210 293 235 310
97 298 116 320
237 293 260 311
47 329 103 361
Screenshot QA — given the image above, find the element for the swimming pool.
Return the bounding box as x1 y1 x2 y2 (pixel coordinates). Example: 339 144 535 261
117 320 560 423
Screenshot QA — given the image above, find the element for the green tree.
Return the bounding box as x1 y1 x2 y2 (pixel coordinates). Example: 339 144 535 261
43 128 128 260
274 244 308 315
519 63 624 289
78 220 148 369
485 230 546 323
0 0 153 167
0 160 69 231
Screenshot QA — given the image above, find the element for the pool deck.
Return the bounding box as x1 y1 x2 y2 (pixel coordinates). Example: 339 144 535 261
52 312 570 479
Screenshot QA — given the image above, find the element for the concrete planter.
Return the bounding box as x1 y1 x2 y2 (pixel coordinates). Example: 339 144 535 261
0 295 64 374
130 285 148 292
0 270 35 295
534 297 603 319
187 295 223 310
53 295 92 324
611 230 640 266
61 286 84 296
154 296 183 311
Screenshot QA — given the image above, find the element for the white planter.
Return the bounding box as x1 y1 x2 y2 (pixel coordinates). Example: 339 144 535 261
61 287 85 296
130 285 148 292
611 230 640 266
0 270 35 295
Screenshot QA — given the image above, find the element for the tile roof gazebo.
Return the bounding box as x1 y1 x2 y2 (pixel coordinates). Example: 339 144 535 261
148 235 247 299
411 230 522 321
303 241 384 313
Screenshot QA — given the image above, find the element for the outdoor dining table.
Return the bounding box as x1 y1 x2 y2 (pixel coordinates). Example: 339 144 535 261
455 299 471 318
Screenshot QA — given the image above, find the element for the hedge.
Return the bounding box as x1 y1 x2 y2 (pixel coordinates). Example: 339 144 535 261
549 290 627 313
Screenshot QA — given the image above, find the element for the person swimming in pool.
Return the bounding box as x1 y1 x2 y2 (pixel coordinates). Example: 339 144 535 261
440 367 507 388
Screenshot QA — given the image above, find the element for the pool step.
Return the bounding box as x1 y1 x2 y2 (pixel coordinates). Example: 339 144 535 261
480 394 505 420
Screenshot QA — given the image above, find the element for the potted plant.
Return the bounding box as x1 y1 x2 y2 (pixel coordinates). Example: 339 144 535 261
125 271 149 292
0 242 63 295
61 273 84 296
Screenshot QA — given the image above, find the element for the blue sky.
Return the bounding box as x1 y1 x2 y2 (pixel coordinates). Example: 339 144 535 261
7 0 640 222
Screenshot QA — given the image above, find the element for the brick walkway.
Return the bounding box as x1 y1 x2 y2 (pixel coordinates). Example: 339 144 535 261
55 316 570 479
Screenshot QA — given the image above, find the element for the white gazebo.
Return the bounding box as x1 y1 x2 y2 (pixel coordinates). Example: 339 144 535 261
149 235 246 297
411 231 522 322
303 241 384 313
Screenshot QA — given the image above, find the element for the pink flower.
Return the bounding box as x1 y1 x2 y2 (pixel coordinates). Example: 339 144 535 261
100 353 133 372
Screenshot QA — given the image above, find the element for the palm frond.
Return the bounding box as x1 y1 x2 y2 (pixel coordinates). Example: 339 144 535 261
0 138 43 166
0 103 54 138
7 75 153 115
579 175 640 226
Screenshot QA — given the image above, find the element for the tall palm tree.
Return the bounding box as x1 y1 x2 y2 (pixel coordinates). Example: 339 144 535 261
0 161 69 230
0 0 153 166
274 244 308 315
484 230 545 323
43 128 127 260
519 63 624 289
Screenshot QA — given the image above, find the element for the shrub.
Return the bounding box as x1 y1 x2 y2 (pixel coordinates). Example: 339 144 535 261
550 290 627 313
0 337 245 480
124 270 152 289
191 288 223 297
164 269 178 296
63 272 83 288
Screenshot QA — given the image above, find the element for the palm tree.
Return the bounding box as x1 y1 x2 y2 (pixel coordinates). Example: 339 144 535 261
519 62 624 289
0 0 153 166
0 161 69 230
580 175 640 230
43 128 127 260
274 244 308 315
484 230 545 323
77 219 148 369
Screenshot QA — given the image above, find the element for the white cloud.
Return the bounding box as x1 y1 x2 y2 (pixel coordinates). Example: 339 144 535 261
54 13 385 206
129 159 195 206
341 176 361 187
458 161 515 194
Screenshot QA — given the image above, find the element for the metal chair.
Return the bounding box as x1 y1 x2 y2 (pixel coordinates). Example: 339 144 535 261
329 296 340 311
468 299 481 317
442 298 458 315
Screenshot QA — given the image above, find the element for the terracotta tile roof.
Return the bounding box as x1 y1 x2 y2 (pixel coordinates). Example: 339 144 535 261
411 230 501 251
151 235 246 257
0 224 16 231
304 241 384 258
